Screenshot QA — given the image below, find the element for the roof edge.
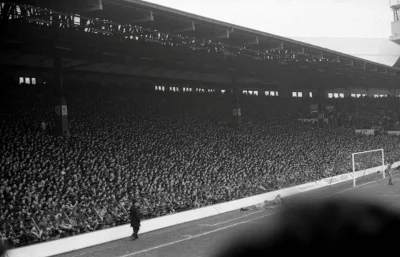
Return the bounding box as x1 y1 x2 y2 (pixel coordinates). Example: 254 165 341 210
120 0 399 71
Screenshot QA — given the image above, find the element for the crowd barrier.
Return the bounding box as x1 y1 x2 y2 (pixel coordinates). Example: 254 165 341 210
7 163 399 257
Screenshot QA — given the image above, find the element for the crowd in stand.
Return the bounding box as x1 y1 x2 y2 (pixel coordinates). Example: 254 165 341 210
2 83 400 247
325 97 400 130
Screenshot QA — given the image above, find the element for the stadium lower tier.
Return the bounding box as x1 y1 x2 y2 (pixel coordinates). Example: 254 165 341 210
3 88 400 248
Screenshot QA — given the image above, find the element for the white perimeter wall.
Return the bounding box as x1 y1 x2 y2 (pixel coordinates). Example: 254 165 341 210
8 161 400 257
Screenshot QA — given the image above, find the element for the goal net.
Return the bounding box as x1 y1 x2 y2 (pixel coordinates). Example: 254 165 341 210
352 149 385 187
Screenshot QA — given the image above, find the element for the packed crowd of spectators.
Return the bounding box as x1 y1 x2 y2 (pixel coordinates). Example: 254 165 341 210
2 83 400 247
324 96 400 130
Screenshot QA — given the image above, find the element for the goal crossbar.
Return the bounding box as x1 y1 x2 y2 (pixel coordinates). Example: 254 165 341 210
352 148 385 187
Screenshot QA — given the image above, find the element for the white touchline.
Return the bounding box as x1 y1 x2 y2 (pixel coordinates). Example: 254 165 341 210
118 212 277 257
71 247 114 257
326 174 400 198
200 209 264 227
115 176 394 257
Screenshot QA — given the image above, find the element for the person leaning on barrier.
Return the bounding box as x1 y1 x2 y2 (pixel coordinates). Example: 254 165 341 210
130 199 141 240
216 197 400 256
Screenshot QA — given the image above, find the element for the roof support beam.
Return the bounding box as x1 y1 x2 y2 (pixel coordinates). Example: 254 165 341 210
332 56 340 63
132 10 154 23
174 21 195 33
245 36 259 45
218 27 234 39
360 62 367 69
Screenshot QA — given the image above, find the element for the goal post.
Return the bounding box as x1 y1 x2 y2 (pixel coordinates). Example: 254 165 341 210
352 149 385 187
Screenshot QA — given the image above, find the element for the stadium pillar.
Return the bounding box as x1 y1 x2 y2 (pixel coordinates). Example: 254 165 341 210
317 89 325 128
232 74 241 129
389 89 396 97
54 55 69 136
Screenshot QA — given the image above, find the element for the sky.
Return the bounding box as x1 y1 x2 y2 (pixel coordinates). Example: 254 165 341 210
143 0 393 38
142 0 400 66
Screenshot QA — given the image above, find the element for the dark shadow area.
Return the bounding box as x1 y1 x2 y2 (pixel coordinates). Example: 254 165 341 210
216 197 400 256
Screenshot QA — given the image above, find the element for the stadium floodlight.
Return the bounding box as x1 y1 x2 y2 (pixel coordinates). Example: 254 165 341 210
352 149 385 187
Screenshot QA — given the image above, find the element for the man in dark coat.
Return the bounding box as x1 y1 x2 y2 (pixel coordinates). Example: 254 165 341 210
130 199 141 240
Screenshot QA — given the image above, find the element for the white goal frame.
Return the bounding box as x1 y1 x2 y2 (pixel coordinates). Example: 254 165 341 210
352 149 385 187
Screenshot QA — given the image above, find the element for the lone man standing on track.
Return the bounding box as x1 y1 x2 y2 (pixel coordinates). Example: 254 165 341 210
386 162 394 186
130 199 141 240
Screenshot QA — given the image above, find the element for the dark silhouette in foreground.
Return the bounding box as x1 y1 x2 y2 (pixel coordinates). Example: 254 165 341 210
216 197 400 256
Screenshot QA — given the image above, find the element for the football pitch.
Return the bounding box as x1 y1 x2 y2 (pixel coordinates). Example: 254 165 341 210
53 172 400 257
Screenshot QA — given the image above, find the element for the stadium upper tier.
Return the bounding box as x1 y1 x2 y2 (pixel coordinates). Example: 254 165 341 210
2 81 400 247
0 1 399 87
